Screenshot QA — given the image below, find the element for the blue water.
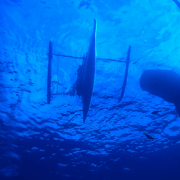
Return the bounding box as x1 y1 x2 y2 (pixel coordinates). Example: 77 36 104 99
1 0 180 179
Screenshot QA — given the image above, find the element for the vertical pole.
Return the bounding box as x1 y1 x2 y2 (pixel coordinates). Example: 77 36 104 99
47 41 53 104
118 45 131 103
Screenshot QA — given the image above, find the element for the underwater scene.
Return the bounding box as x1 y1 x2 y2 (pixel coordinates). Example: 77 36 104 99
1 0 180 179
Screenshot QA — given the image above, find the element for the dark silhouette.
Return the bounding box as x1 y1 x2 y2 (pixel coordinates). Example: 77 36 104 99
118 45 131 103
140 70 180 116
173 0 180 8
143 131 155 139
151 110 162 114
82 19 96 123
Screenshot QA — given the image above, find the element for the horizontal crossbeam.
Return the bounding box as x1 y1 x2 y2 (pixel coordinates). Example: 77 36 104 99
53 53 126 63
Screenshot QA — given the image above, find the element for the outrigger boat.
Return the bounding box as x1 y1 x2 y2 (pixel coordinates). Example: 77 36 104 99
82 19 96 123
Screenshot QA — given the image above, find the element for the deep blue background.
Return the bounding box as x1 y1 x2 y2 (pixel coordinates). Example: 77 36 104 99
1 0 180 179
